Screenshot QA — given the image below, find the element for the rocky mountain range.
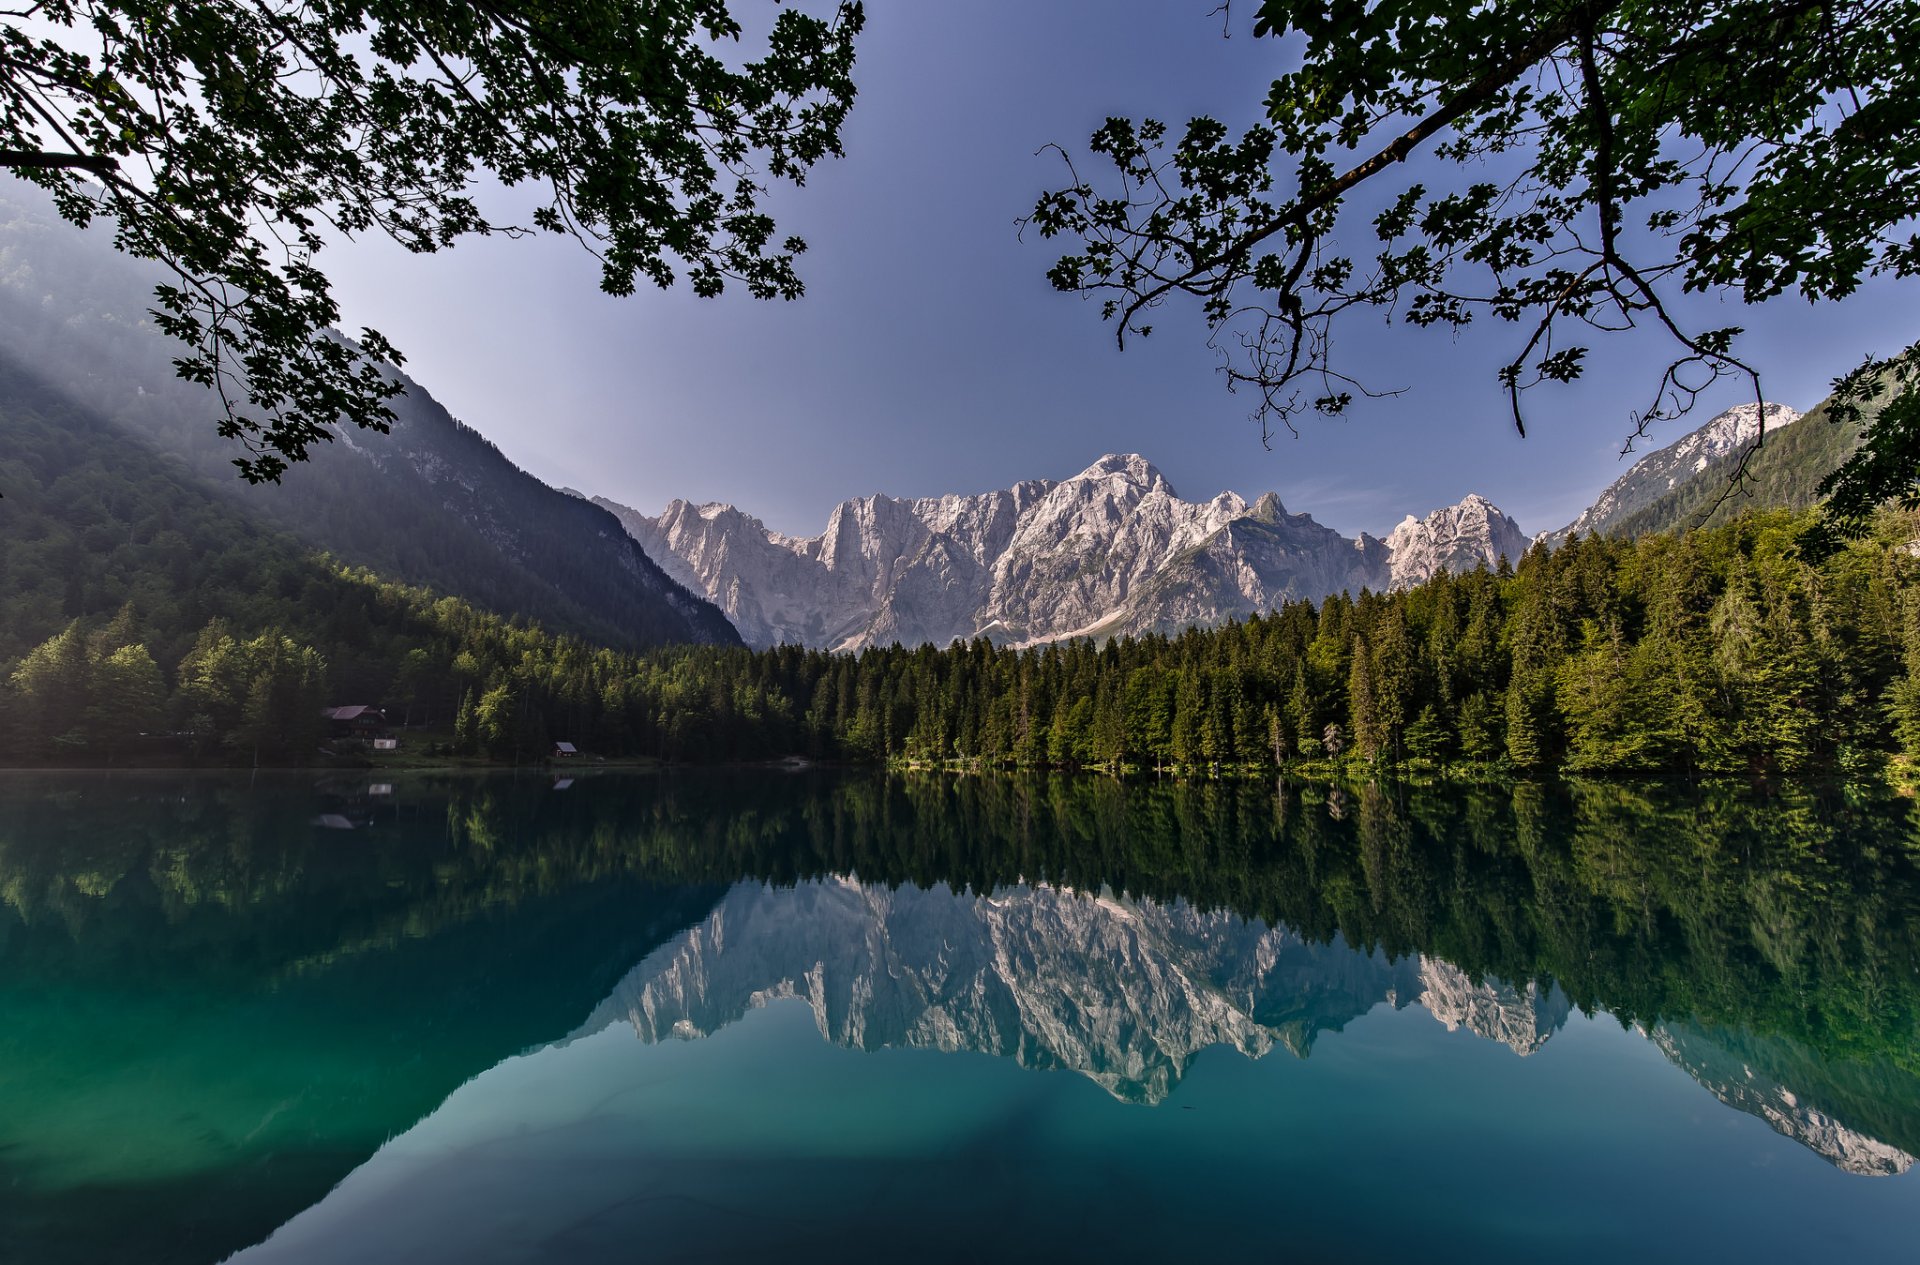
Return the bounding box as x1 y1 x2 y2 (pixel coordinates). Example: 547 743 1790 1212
598 395 1819 651
597 455 1528 650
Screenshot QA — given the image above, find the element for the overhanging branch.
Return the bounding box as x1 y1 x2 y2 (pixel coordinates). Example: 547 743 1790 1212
0 148 117 174
1117 2 1615 338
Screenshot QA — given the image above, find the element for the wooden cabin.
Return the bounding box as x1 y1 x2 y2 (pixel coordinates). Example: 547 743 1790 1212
323 705 390 738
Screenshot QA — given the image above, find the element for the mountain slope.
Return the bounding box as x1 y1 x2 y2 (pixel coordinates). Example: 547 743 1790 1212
0 179 737 650
1602 396 1868 539
1098 492 1393 639
1652 1021 1918 1176
604 459 1522 650
0 350 529 713
1541 402 1827 543
0 354 332 668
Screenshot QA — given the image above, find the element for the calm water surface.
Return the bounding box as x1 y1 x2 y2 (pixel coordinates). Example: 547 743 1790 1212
3 770 1917 1262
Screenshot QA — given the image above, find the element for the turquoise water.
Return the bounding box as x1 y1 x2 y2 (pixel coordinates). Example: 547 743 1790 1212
3 771 1918 1262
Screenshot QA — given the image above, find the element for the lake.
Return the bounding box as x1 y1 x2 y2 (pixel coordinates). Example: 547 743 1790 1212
3 769 1917 1263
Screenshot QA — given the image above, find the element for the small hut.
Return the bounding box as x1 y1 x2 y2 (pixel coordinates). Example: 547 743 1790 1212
323 705 390 739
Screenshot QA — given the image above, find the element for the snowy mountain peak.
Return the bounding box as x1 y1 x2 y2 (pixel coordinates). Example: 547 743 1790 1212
1071 452 1173 494
1383 495 1529 589
602 461 1544 649
1692 401 1803 452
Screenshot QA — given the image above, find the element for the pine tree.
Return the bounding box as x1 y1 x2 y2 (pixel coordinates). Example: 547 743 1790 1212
1505 672 1546 772
1457 691 1503 763
1371 609 1414 760
1349 635 1382 760
1171 664 1204 769
1885 587 1920 760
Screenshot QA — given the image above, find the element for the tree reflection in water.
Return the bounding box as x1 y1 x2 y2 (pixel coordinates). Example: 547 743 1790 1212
2 770 1917 1263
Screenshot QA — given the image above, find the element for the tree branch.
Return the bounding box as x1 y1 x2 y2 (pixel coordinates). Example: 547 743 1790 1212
1116 2 1613 341
0 148 116 173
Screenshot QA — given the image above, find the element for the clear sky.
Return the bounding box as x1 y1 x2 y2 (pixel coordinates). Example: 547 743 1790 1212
319 1 1920 541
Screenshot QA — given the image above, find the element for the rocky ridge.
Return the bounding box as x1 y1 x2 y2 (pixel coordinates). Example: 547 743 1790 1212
600 455 1525 650
1541 401 1805 545
1416 958 1570 1056
1385 494 1531 590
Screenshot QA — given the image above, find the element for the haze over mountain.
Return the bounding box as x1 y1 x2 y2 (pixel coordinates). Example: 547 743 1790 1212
598 456 1527 650
0 170 1839 659
0 179 737 651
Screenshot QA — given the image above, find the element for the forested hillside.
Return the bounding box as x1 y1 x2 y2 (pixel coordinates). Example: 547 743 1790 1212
8 317 1919 779
578 510 1920 778
0 358 685 762
0 181 737 651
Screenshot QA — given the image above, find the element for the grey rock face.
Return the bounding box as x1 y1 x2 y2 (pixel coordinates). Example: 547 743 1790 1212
1383 494 1530 588
603 457 1521 649
1415 958 1571 1056
1108 504 1395 638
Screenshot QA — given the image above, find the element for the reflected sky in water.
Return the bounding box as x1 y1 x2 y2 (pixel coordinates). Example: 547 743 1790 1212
2 770 1917 1262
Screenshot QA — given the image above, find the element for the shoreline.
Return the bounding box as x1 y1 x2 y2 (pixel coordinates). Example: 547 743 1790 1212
0 757 1908 796
0 755 836 776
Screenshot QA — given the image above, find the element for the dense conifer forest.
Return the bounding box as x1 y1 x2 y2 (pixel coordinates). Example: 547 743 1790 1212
585 508 1920 778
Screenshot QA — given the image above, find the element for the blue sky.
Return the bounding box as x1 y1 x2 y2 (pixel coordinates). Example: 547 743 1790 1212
319 1 1920 540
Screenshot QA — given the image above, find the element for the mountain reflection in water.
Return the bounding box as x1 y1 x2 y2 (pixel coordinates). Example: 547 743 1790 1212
576 874 1906 1175
2 769 1918 1264
577 877 1571 1101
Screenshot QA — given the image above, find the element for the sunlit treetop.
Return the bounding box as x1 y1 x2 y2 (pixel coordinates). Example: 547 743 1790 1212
0 0 864 480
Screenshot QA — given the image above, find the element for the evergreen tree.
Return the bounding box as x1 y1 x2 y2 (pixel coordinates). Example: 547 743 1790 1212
1349 635 1382 760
